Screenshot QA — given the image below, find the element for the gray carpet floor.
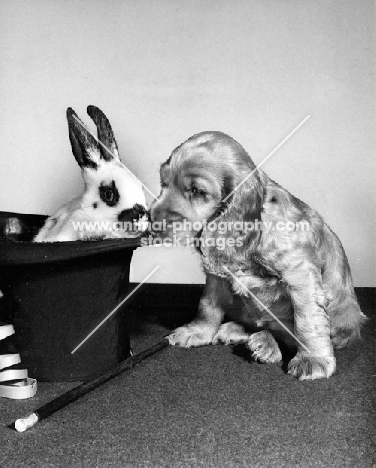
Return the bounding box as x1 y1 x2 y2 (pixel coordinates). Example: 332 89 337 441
1 290 375 467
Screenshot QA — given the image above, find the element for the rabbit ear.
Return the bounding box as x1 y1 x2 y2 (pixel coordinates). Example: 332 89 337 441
67 107 100 169
87 105 119 162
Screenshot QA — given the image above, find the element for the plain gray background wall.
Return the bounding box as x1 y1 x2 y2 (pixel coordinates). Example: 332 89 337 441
0 0 374 286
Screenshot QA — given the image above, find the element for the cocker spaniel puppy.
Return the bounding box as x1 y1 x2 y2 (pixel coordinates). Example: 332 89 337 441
151 131 366 380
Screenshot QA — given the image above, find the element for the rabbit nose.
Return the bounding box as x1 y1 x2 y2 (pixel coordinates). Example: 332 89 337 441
118 204 149 223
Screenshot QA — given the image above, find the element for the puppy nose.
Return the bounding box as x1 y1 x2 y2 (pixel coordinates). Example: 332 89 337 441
150 205 164 223
118 204 149 223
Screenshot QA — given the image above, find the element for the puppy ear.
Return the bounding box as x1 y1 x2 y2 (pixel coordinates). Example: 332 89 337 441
87 105 119 162
223 170 266 246
200 169 267 270
222 170 266 226
67 107 100 169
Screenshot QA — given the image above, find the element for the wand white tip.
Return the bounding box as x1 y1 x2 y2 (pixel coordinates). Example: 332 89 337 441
15 413 39 432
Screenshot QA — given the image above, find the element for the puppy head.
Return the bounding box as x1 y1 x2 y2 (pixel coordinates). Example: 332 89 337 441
151 131 266 244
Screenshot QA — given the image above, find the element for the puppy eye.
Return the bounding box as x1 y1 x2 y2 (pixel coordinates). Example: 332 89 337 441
190 186 206 198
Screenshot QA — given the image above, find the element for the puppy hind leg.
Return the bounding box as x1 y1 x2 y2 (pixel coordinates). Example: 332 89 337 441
322 231 367 348
329 290 367 349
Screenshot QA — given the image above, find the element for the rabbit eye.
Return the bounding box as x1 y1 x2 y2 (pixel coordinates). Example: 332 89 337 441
99 181 119 207
104 189 114 201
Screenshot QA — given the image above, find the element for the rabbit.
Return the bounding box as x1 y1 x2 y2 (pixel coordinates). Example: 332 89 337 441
34 105 148 242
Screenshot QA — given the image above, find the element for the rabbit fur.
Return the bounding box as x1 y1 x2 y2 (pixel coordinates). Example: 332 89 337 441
34 105 148 242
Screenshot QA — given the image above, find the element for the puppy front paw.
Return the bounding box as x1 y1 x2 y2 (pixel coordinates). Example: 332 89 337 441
212 322 250 345
167 323 217 348
288 353 336 380
246 330 282 364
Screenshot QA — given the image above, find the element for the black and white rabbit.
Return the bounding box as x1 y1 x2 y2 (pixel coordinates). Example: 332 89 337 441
34 106 148 242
